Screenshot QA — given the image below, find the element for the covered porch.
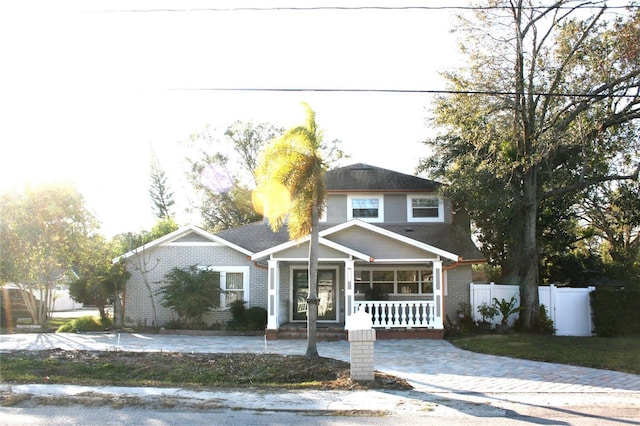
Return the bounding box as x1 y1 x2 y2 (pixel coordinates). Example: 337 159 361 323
251 222 455 339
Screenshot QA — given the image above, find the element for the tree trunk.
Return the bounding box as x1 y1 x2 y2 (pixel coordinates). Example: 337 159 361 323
518 169 540 330
305 196 320 359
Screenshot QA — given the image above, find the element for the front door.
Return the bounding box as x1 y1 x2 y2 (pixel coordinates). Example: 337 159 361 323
292 269 337 321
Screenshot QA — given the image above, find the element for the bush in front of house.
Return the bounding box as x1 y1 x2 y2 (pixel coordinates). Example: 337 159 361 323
590 287 640 337
56 315 111 333
228 300 267 331
158 265 222 327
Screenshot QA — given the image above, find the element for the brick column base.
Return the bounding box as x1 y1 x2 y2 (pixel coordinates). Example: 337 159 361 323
348 329 376 381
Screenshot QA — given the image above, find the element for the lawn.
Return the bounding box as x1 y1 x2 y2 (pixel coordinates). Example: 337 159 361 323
448 333 640 375
0 350 410 391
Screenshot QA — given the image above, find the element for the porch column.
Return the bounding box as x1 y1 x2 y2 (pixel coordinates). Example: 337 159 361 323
267 259 280 330
343 260 355 329
432 260 444 328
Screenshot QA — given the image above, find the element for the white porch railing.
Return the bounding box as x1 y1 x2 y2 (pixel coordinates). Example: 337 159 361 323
354 300 437 328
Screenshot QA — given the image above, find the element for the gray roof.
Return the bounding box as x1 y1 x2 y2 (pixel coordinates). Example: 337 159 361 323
215 221 484 262
325 163 440 192
214 164 482 262
215 221 292 254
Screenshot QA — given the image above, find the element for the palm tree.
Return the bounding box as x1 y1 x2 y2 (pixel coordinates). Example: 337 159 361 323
255 102 328 359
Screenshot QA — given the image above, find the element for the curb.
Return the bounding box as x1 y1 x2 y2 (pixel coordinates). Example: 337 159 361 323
0 384 433 413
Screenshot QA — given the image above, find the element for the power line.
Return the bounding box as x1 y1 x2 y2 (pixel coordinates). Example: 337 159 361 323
105 4 639 13
172 87 640 99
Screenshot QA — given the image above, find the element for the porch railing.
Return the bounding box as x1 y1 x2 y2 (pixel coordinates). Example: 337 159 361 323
354 300 437 328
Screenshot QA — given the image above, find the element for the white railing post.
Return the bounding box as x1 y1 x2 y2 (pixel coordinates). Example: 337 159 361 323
354 300 437 328
267 259 279 330
344 260 355 329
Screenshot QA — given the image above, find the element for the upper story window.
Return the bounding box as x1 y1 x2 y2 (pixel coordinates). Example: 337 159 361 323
408 195 443 222
347 195 384 222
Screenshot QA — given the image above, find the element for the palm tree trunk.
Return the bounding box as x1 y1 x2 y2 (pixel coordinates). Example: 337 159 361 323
305 195 320 359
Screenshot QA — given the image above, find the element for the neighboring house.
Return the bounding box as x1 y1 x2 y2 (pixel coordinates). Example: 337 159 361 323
118 164 485 338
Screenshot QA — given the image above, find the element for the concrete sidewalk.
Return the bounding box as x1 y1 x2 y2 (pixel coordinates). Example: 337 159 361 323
2 333 640 422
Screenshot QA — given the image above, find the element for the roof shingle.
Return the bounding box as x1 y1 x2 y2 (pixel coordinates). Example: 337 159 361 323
325 163 440 192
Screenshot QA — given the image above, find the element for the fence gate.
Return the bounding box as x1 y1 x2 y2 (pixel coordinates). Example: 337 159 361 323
470 283 595 336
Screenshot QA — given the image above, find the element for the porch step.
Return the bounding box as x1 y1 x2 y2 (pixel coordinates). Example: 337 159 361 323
267 327 347 341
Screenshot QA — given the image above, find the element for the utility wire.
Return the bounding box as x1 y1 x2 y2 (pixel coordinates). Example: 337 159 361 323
105 3 638 13
173 87 640 99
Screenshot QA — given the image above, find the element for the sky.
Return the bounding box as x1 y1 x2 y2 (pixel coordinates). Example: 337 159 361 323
0 0 466 237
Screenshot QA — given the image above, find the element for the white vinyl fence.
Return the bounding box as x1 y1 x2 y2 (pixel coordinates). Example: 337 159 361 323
470 282 595 336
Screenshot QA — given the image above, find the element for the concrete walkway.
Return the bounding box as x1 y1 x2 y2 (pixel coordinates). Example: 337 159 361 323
2 333 640 423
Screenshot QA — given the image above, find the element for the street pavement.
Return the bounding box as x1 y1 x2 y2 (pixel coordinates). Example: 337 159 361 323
1 332 639 423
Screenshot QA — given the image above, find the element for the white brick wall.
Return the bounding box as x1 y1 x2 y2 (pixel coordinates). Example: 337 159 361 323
123 244 267 328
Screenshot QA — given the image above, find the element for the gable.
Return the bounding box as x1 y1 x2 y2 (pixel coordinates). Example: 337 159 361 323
171 233 217 244
326 226 441 260
114 225 252 262
275 242 353 259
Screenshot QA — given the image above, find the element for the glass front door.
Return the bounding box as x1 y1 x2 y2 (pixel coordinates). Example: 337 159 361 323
292 269 336 321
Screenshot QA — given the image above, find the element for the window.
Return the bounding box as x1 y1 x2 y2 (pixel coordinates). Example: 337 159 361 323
408 195 443 222
355 269 434 297
354 270 370 295
201 266 249 309
348 195 384 222
223 272 244 308
372 270 394 295
397 270 419 294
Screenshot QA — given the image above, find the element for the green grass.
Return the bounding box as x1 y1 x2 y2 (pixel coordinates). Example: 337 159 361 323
449 333 640 375
2 316 83 332
55 315 110 333
47 316 77 330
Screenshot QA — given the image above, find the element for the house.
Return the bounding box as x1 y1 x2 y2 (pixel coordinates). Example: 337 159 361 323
118 163 485 338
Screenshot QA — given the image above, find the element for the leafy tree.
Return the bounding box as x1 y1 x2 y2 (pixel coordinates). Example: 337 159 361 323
0 184 96 326
70 235 130 324
112 216 179 255
185 122 282 231
158 265 222 326
149 153 175 219
580 181 640 286
111 217 179 328
225 121 282 183
421 1 640 329
255 103 342 359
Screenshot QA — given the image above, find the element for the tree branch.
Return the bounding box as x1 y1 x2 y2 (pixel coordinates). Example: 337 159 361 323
540 164 640 201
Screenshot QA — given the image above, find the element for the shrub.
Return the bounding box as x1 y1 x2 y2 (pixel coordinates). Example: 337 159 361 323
227 300 267 331
477 302 499 324
447 302 475 336
513 304 555 334
591 287 640 337
245 307 267 330
56 316 111 333
229 299 246 325
158 266 222 326
492 295 524 325
536 304 555 335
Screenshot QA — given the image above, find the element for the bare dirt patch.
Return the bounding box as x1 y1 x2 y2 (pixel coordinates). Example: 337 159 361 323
1 349 411 391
